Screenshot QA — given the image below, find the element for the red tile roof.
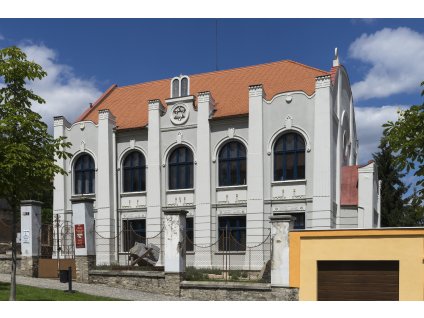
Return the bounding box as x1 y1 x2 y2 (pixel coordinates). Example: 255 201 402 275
78 60 329 130
341 165 359 206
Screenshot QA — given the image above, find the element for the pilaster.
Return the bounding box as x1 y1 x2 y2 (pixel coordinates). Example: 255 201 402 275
247 84 265 245
96 109 116 265
53 116 70 218
147 99 165 264
312 76 333 229
194 92 214 266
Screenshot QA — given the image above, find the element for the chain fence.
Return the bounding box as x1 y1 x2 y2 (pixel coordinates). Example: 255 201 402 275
98 222 165 270
185 228 271 282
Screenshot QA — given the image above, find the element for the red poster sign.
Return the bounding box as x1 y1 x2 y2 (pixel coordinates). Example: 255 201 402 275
75 224 85 249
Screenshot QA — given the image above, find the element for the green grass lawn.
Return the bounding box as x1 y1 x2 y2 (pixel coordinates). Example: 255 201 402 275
0 282 119 301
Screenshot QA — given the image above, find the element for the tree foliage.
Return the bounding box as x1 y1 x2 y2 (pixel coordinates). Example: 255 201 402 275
383 82 424 202
0 46 71 300
373 138 410 226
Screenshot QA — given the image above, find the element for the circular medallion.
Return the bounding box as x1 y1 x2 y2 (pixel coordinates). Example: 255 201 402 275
170 103 189 125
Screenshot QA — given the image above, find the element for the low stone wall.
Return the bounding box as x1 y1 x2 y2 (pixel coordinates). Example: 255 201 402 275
88 270 298 300
0 254 22 274
88 270 182 297
180 281 299 301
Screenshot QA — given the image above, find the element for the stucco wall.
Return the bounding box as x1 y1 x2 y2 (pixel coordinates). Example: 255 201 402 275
289 229 424 301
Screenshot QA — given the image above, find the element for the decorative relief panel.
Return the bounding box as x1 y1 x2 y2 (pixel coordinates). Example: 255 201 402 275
120 194 147 209
166 191 195 207
216 188 247 204
170 103 189 125
272 203 306 213
217 207 246 216
272 181 306 200
121 211 147 219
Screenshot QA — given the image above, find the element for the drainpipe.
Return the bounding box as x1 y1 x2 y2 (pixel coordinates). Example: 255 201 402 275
113 127 119 263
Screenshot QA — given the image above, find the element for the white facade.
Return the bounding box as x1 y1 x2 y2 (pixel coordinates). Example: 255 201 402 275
53 53 380 266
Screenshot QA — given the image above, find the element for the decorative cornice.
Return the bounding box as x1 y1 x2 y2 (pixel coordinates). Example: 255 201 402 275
53 116 71 128
98 109 116 122
248 84 264 97
148 99 165 112
315 75 331 89
164 95 195 106
197 91 215 104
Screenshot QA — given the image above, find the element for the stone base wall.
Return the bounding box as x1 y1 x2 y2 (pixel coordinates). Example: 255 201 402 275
88 270 298 300
75 255 96 283
20 256 38 277
89 270 180 296
180 281 299 301
0 255 22 274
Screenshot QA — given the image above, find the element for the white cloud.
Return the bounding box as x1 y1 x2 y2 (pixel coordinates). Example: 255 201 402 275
355 105 408 163
0 33 4 40
20 43 102 133
349 27 424 100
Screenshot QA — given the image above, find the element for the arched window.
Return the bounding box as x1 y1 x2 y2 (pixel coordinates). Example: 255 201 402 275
218 141 247 186
172 78 180 98
123 151 146 192
169 146 194 190
274 132 305 181
74 154 95 194
170 76 190 98
181 77 188 97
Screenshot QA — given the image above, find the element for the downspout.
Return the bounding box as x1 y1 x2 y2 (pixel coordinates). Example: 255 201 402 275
112 127 119 263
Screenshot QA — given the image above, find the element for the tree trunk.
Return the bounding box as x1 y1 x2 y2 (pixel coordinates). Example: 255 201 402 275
9 205 17 301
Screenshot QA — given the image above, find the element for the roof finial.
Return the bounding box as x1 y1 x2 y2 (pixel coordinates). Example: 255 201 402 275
333 47 340 67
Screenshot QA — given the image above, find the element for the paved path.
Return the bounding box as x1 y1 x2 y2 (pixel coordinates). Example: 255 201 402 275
0 273 184 301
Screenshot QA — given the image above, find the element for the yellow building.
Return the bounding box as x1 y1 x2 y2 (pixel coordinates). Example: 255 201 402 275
289 228 424 301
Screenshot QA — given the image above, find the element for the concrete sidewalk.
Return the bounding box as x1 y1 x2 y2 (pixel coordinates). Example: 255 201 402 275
0 273 184 301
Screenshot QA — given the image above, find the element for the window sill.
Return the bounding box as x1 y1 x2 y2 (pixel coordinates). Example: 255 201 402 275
166 188 195 194
120 191 147 197
186 251 195 255
271 179 306 186
216 185 247 191
71 194 95 201
215 251 246 255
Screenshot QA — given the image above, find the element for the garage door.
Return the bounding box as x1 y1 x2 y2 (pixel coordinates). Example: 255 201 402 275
317 261 399 301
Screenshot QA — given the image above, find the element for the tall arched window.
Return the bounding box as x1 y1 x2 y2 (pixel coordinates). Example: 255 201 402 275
181 77 188 97
74 154 95 194
169 146 194 190
218 141 247 186
172 79 180 98
274 132 305 181
123 151 146 192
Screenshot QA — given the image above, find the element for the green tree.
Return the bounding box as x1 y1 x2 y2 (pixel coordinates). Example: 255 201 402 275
0 47 71 300
405 188 424 226
373 138 410 226
383 82 424 203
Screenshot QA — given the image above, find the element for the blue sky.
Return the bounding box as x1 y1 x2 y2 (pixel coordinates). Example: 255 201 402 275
1 18 423 189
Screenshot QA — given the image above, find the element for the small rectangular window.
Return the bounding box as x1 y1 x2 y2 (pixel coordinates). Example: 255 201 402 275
292 213 305 229
186 217 194 252
218 216 246 251
122 219 146 252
